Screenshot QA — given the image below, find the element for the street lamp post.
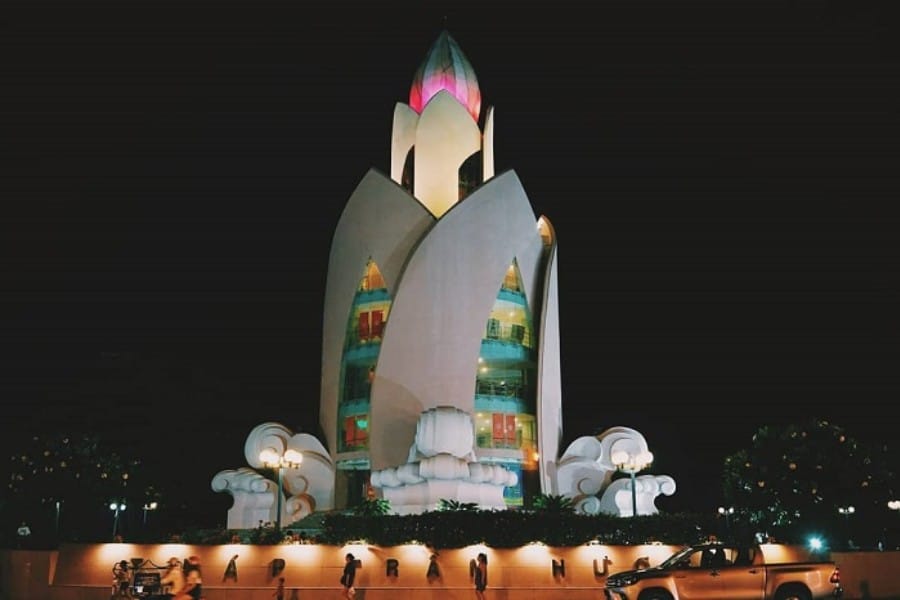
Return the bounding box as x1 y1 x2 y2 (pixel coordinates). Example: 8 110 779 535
259 447 303 531
889 500 900 549
109 501 126 540
142 501 158 527
718 506 735 539
838 505 855 549
611 449 654 517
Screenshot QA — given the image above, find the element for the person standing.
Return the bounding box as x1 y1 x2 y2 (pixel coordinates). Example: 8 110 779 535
340 553 357 599
474 552 488 600
112 560 131 599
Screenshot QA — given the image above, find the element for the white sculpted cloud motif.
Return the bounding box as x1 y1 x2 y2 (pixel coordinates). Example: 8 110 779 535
555 426 676 517
370 406 517 515
211 422 335 530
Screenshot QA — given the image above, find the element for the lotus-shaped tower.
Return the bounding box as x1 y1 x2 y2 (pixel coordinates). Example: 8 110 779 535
319 30 562 511
213 29 676 524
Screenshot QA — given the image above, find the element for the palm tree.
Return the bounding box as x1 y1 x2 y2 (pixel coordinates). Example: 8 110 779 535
531 494 575 514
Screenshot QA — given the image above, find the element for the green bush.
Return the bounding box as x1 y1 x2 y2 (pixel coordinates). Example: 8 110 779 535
317 509 715 549
75 510 716 548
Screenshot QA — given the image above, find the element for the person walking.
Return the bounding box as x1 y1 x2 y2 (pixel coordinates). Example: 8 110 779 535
159 557 184 599
474 552 488 600
340 553 357 599
175 555 202 600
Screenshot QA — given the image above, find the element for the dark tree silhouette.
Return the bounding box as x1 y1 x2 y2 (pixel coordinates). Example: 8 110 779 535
4 432 157 544
722 418 897 547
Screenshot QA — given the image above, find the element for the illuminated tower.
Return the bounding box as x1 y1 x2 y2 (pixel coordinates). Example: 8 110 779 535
319 30 562 510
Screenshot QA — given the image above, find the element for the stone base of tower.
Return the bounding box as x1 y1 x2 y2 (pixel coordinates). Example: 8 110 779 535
381 478 508 515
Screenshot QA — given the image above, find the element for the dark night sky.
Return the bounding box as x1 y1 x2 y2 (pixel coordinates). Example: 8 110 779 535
2 1 899 525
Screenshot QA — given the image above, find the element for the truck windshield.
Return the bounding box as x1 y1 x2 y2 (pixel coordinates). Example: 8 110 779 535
659 547 695 568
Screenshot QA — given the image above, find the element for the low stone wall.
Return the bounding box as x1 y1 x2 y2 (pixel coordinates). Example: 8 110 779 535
1 543 898 600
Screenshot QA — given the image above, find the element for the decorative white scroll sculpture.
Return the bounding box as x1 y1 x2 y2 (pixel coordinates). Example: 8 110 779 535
370 406 517 515
213 421 672 524
555 426 676 516
210 467 275 530
596 474 677 517
211 422 336 529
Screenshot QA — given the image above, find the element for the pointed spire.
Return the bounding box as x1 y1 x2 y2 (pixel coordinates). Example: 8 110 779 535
408 30 481 122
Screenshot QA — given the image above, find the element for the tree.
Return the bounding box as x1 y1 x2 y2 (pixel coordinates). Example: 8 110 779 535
4 432 156 544
722 418 897 546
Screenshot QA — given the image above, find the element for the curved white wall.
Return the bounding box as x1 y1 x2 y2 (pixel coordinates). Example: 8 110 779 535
319 169 435 458
369 170 549 471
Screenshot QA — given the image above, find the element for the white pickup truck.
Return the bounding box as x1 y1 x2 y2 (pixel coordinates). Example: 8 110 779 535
604 541 842 600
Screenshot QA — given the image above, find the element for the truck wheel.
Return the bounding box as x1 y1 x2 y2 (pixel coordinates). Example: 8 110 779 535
638 590 674 600
774 584 812 600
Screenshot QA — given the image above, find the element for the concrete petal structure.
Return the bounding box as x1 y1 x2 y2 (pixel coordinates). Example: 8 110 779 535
320 30 562 511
